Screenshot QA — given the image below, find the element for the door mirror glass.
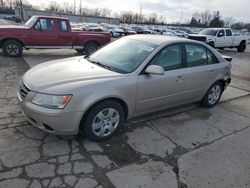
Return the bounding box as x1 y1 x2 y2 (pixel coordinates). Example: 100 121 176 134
145 65 164 75
217 30 225 37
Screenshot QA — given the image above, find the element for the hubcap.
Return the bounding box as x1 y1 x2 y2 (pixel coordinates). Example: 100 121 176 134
7 44 19 55
208 85 221 105
88 46 97 54
92 108 120 137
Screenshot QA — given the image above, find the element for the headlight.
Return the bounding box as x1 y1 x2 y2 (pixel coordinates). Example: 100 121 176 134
32 93 72 109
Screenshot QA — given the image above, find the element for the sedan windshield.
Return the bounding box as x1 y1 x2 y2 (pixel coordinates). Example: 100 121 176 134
200 29 218 36
24 16 38 28
88 38 156 73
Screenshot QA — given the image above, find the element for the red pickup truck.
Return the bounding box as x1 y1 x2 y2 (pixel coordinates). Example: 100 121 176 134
0 16 111 57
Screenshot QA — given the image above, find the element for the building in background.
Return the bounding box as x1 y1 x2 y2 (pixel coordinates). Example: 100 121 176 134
15 7 120 24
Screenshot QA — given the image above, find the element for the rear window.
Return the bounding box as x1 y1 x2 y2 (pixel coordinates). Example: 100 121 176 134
59 20 69 32
185 44 218 67
226 29 232 36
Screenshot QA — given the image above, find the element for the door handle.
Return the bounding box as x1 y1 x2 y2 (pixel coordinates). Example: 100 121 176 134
176 75 184 82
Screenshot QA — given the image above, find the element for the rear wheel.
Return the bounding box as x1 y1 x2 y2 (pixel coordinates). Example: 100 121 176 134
84 42 99 55
237 41 246 52
81 100 125 142
2 40 23 57
202 81 223 108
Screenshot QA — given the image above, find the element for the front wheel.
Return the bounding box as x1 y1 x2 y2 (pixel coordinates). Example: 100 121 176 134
202 82 223 108
84 42 99 55
81 100 125 142
2 40 23 57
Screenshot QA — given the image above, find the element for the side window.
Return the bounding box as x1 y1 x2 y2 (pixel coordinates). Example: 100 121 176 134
226 29 232 36
217 30 225 37
207 50 219 64
35 19 54 31
185 44 207 67
59 20 69 32
151 44 182 71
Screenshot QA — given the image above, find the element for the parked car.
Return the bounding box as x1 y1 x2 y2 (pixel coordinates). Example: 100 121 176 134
102 24 124 37
119 27 137 36
18 35 232 141
131 26 154 34
0 16 111 57
189 28 250 52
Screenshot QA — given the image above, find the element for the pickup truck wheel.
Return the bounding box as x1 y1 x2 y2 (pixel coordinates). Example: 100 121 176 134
85 42 99 55
237 42 246 53
3 40 23 57
81 100 125 141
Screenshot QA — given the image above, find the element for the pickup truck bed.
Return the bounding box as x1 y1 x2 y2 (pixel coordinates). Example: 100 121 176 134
0 16 111 57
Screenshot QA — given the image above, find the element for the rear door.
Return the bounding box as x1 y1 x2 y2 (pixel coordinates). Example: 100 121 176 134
183 43 221 101
29 18 58 46
136 44 187 114
57 20 74 46
225 29 234 46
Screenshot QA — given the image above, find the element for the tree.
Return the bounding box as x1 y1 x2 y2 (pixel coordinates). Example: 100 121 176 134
46 1 61 13
209 11 224 27
224 17 235 27
190 17 198 27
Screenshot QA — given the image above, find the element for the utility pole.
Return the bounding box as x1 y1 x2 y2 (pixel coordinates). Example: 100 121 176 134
20 0 24 22
139 0 142 23
79 0 82 15
180 10 183 24
74 0 76 14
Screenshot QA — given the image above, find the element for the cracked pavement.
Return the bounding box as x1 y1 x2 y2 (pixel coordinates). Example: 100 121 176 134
1 43 250 187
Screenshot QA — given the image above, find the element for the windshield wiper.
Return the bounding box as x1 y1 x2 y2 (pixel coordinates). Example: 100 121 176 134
88 59 111 70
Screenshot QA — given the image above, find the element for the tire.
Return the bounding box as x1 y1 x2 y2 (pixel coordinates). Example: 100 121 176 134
237 41 246 53
110 31 114 37
81 100 125 142
75 49 84 54
202 81 223 108
84 42 99 55
207 41 215 48
2 40 23 57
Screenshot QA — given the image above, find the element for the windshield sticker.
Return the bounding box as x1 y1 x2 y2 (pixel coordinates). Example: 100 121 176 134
138 44 154 52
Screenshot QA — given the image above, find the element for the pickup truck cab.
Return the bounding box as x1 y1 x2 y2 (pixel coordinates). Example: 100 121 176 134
0 16 111 57
189 28 250 52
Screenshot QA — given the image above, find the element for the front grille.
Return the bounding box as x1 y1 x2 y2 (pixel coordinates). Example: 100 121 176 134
18 80 31 99
188 36 207 42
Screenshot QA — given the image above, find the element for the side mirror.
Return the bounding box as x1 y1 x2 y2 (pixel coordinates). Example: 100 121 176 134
145 65 164 75
217 33 224 37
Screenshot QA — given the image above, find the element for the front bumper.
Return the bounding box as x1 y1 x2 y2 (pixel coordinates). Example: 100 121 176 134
17 92 82 135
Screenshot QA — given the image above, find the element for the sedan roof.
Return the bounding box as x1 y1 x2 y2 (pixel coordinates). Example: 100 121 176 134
126 34 192 46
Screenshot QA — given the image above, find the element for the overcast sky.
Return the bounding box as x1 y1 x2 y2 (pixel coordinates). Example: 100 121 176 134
26 0 250 23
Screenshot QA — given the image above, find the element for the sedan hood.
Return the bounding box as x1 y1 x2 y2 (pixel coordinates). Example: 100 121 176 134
23 57 122 92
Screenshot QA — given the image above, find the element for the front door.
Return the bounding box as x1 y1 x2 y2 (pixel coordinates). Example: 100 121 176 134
215 29 226 47
28 18 58 46
136 44 186 115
